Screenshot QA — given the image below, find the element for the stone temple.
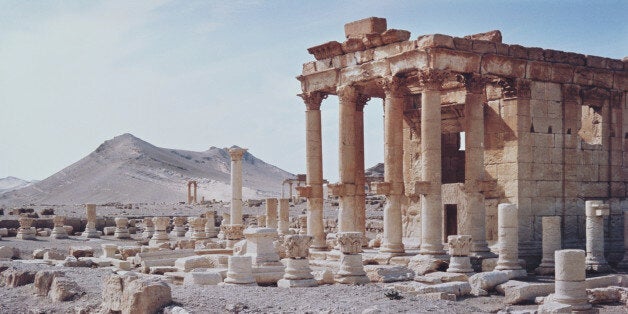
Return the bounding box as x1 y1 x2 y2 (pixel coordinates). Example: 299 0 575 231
296 17 627 265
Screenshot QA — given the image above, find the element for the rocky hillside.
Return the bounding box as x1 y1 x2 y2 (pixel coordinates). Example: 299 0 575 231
0 177 32 194
0 134 293 205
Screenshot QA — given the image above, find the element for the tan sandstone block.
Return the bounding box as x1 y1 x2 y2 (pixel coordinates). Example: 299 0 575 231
344 17 387 38
481 54 527 77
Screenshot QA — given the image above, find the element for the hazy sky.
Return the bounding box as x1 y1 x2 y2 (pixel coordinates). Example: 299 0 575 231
0 0 626 182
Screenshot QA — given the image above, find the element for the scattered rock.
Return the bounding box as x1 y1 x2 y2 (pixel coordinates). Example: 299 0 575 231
49 276 81 301
69 246 94 258
58 256 93 267
33 270 65 296
32 249 51 259
587 286 628 305
121 277 172 313
469 270 526 296
2 268 36 287
0 246 17 259
313 269 334 285
412 282 471 297
365 265 414 283
44 251 67 261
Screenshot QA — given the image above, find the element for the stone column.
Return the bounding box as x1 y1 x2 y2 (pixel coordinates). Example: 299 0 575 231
150 217 170 246
585 200 610 272
265 198 278 229
446 235 473 274
535 216 561 275
299 92 327 250
141 217 154 239
83 203 99 238
170 216 186 237
187 181 193 204
189 217 208 241
335 85 358 233
205 211 218 238
278 235 317 288
418 69 448 256
278 198 290 235
553 249 591 311
618 210 628 269
355 94 369 239
335 232 370 284
459 74 492 258
50 215 69 239
229 147 247 226
495 203 522 270
193 181 197 204
298 214 307 235
114 217 130 239
16 217 35 240
378 76 405 254
223 256 257 286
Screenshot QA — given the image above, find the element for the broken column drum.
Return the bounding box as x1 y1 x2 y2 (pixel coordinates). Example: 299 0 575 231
170 216 186 237
265 198 279 229
141 217 154 239
535 216 561 275
446 235 474 274
83 203 100 238
204 211 218 238
553 249 591 311
114 217 131 239
150 217 170 246
16 217 36 240
495 203 522 270
585 200 610 272
278 198 290 235
277 235 317 288
50 215 69 239
335 232 369 284
223 256 257 286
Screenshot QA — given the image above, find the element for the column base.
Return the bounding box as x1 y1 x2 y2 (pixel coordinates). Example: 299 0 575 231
585 256 610 273
379 242 405 254
617 255 628 270
277 278 317 288
82 228 100 238
495 261 523 271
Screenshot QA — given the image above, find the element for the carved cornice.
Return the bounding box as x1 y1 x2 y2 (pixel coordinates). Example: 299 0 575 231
416 69 449 90
497 78 531 99
299 92 328 111
456 73 490 95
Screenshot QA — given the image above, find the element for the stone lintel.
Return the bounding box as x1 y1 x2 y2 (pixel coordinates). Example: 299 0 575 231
307 41 343 61
344 17 387 39
295 186 312 198
371 182 391 195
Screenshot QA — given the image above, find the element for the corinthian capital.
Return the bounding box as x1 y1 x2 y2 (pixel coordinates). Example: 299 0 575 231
377 76 406 97
336 85 358 102
456 73 490 94
356 94 371 112
417 69 449 90
299 92 327 110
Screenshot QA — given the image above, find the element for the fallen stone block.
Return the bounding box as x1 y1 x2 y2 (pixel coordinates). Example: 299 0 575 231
103 227 116 236
537 300 572 313
33 270 65 296
426 271 468 283
0 228 8 237
482 258 526 272
43 251 66 261
469 269 527 296
102 273 139 312
585 274 621 289
57 256 93 268
0 246 19 259
587 286 628 305
183 269 223 286
313 269 334 285
175 255 213 272
69 246 94 258
33 249 51 259
2 268 36 287
407 255 448 275
365 265 414 283
412 282 471 297
120 277 172 313
120 246 142 260
496 280 555 304
111 259 131 271
49 276 80 302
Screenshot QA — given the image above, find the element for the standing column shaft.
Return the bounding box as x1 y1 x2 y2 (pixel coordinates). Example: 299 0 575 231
419 70 447 256
278 198 290 235
536 216 561 274
301 92 327 249
380 77 405 254
495 203 522 270
265 198 278 229
460 74 491 257
355 97 368 237
193 183 197 203
585 200 610 272
554 249 591 310
229 148 247 225
337 85 358 233
617 211 628 269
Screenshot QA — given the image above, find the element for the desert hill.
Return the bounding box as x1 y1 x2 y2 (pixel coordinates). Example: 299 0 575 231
0 133 294 205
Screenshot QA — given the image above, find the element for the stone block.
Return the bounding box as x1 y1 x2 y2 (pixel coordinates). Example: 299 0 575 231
497 280 555 304
416 34 455 49
49 277 80 302
468 269 527 296
2 268 36 287
175 255 213 272
365 265 414 283
183 269 223 286
430 48 481 73
388 50 428 76
344 17 387 38
412 282 472 297
381 29 411 45
464 30 502 43
471 39 496 54
341 38 366 54
33 270 65 296
69 246 94 258
481 54 527 77
307 41 343 61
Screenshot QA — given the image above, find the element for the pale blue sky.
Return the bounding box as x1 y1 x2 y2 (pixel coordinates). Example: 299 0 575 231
0 0 626 182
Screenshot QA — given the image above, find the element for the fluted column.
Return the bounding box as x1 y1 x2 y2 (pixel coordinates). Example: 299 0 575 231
299 92 327 250
418 69 448 256
355 95 369 239
336 85 358 233
229 147 247 226
378 76 405 254
459 73 492 258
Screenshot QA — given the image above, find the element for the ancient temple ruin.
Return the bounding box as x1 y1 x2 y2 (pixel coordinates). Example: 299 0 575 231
296 17 627 264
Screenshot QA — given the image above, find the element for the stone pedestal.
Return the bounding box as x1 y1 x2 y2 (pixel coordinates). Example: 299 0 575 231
553 249 591 311
114 217 131 239
204 211 218 238
170 216 186 237
334 232 369 284
446 235 473 274
278 198 290 235
585 200 610 272
141 217 154 239
83 203 100 238
245 228 285 285
223 256 257 286
189 217 208 241
16 217 36 240
50 215 69 239
265 198 278 229
101 244 118 258
535 216 561 275
495 203 522 270
229 148 247 226
223 224 244 249
150 217 170 247
618 211 628 269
